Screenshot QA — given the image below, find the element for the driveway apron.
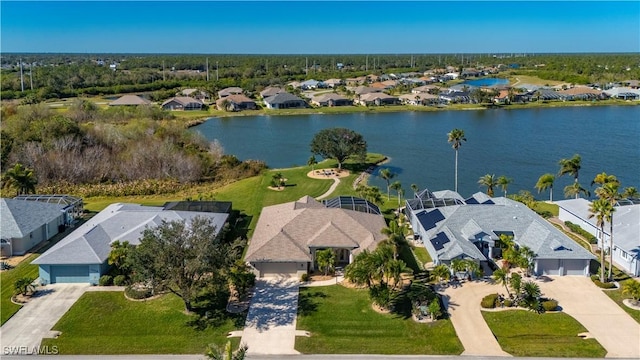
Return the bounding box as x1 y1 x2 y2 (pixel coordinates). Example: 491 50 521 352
0 284 89 353
241 278 300 355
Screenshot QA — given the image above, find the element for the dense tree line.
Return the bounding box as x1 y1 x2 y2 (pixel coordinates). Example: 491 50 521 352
3 53 638 100
0 101 265 189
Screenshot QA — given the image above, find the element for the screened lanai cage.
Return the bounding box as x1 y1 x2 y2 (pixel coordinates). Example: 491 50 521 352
322 196 381 215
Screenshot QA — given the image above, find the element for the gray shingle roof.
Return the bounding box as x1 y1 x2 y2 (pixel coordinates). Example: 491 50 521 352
109 95 151 106
245 197 386 263
33 203 228 265
263 92 305 105
1 198 64 239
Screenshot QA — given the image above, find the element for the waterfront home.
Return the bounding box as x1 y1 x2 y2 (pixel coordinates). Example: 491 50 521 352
161 96 204 111
311 93 352 107
301 79 322 90
353 86 383 95
259 86 285 98
439 90 471 104
557 87 607 101
493 90 510 104
400 93 439 106
218 87 244 98
245 196 385 278
179 88 209 101
216 94 257 111
405 189 595 276
263 92 307 109
355 92 398 106
412 85 439 94
323 78 343 88
556 198 640 277
604 87 640 100
108 94 151 106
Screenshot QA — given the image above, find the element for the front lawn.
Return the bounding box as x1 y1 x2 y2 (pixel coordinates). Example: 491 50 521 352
0 254 39 325
482 310 606 357
41 292 242 354
603 280 640 324
412 246 432 266
295 285 463 355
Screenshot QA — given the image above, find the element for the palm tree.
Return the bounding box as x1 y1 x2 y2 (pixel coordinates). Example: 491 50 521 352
410 183 419 196
205 341 247 360
389 181 403 207
622 186 639 199
378 168 395 200
563 182 590 199
447 128 466 193
558 154 582 185
497 175 513 197
517 246 536 277
595 181 620 280
431 264 451 286
381 219 408 260
622 280 640 302
307 155 317 171
492 268 510 297
535 173 555 202
477 174 498 197
1 163 37 196
589 198 613 283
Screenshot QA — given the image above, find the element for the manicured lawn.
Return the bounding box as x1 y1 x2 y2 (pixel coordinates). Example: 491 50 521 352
41 292 242 354
534 201 559 216
412 246 433 266
0 254 39 325
603 280 640 324
482 310 606 357
295 285 463 355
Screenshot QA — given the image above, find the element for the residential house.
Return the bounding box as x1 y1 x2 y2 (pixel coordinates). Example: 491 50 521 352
216 94 257 111
557 87 607 101
493 90 510 104
263 92 307 109
439 90 471 104
323 78 343 88
399 93 439 106
356 92 398 106
604 87 640 100
556 198 640 276
218 87 244 98
260 86 285 99
162 96 204 111
32 202 229 284
301 79 322 90
13 195 83 227
109 94 151 106
1 198 66 257
345 76 367 86
412 85 439 94
245 196 386 278
311 93 352 107
179 88 209 101
353 86 382 96
405 189 595 276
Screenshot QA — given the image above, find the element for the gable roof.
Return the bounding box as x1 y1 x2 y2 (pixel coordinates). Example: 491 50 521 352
263 92 305 105
33 203 228 265
1 198 64 239
109 95 151 106
218 87 244 97
260 86 285 98
162 96 203 107
245 197 386 263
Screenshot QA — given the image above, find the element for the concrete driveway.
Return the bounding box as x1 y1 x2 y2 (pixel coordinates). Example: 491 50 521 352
536 276 640 358
0 283 89 353
441 280 511 357
241 278 301 355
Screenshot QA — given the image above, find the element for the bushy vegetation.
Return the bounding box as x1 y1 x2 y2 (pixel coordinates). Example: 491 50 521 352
565 221 598 244
541 299 558 312
99 275 113 286
591 275 616 289
124 285 153 300
481 293 499 308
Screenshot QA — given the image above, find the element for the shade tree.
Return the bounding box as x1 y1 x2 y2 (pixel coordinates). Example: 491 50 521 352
310 127 367 170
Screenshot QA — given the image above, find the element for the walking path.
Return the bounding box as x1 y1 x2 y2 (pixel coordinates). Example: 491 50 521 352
0 284 89 352
316 178 340 200
441 281 512 357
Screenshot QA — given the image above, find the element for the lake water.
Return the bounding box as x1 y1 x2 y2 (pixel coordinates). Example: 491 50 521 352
193 106 640 199
461 78 510 87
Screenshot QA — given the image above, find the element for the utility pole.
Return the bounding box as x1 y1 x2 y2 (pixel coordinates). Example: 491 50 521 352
29 63 34 91
206 57 209 81
366 55 368 71
216 61 219 81
305 57 308 74
162 60 166 81
19 59 24 92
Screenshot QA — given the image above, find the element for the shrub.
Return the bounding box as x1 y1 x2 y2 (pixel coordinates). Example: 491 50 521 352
503 299 513 307
99 275 113 286
300 273 310 282
113 275 127 286
565 221 598 244
592 278 616 289
125 285 153 300
542 299 558 312
536 210 553 219
481 293 499 308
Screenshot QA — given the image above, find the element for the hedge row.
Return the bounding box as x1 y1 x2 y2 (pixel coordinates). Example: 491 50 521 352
565 221 598 244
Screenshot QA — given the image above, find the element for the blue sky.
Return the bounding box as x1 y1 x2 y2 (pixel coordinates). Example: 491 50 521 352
2 1 639 53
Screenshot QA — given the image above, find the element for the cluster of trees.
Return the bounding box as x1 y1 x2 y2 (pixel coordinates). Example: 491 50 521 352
0 102 265 193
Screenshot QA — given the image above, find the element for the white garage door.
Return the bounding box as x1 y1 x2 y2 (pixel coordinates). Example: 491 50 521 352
563 259 587 276
255 262 300 278
537 259 561 276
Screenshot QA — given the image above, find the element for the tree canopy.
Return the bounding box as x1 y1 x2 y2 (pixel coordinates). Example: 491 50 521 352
310 128 367 170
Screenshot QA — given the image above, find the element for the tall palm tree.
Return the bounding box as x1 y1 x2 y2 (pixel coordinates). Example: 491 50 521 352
410 183 419 196
622 186 639 199
535 173 555 202
381 219 408 260
477 174 498 197
589 198 613 283
447 128 466 193
389 181 403 207
497 175 513 197
595 181 620 280
563 182 590 199
591 172 619 188
1 163 37 196
378 168 395 200
492 268 510 297
558 154 582 185
307 155 317 171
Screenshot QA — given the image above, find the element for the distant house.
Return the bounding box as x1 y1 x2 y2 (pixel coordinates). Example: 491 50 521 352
301 79 322 90
216 94 257 111
557 87 607 101
218 87 244 98
493 90 510 104
356 93 398 106
399 93 439 106
263 92 307 109
345 76 367 86
287 81 302 89
109 94 151 106
179 88 209 101
311 93 352 107
556 198 640 277
1 198 66 257
162 96 204 111
406 189 595 276
604 87 640 100
440 90 471 103
353 86 382 96
245 196 386 278
32 203 229 284
323 78 343 88
260 86 285 98
412 85 439 94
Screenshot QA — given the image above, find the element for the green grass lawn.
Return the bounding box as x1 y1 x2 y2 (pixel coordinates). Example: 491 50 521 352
295 285 463 355
534 201 559 216
603 280 640 324
482 310 606 357
0 254 39 325
412 246 433 266
41 292 242 354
